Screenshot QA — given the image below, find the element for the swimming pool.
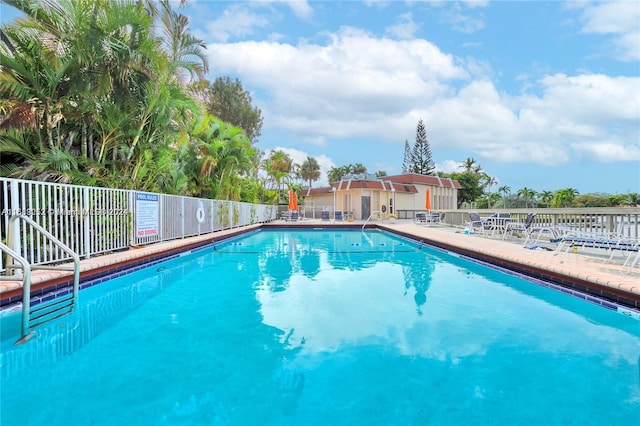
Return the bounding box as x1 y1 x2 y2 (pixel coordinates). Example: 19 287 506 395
1 228 639 425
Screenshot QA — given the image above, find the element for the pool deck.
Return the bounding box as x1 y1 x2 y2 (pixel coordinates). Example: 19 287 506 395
1 220 638 310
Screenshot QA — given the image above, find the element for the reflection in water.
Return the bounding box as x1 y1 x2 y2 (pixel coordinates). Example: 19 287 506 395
0 264 187 380
2 229 639 425
249 231 639 368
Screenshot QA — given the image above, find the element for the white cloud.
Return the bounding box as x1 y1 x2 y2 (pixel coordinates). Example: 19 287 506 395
205 4 270 42
436 160 460 173
438 2 485 33
385 12 419 40
578 1 640 61
204 25 639 171
283 0 313 19
205 27 467 138
251 0 314 20
572 142 640 163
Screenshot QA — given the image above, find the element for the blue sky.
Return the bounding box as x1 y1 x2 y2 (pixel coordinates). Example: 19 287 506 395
2 1 639 194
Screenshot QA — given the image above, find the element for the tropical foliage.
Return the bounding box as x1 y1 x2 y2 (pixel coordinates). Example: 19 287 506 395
327 163 367 184
439 157 637 208
190 76 263 144
0 0 262 202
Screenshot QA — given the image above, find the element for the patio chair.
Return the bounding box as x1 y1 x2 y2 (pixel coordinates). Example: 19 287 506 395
335 211 343 221
483 212 511 237
321 210 330 221
466 212 485 235
414 212 428 225
429 211 445 225
290 211 299 222
502 213 537 241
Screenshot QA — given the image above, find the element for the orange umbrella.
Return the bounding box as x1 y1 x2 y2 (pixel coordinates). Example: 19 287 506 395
288 189 298 211
425 188 432 210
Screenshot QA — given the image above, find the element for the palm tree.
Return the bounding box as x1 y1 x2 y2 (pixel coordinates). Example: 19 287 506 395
299 157 321 188
621 192 640 207
0 0 263 202
498 185 511 208
459 157 482 174
554 188 579 208
351 163 367 175
264 150 293 203
158 0 208 84
481 174 498 208
538 191 554 208
517 187 537 208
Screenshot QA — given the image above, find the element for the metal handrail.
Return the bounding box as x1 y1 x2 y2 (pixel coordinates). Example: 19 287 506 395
5 214 81 344
0 241 31 302
361 210 384 231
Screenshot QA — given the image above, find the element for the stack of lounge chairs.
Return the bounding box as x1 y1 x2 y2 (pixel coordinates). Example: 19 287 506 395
554 229 639 265
414 212 445 226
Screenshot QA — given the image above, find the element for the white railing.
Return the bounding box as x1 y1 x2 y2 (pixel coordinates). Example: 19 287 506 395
1 178 277 272
403 208 640 238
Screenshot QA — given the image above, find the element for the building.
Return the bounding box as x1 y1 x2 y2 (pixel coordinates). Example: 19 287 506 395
302 173 461 220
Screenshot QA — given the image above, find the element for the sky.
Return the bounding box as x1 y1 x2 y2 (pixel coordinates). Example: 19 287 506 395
2 1 639 195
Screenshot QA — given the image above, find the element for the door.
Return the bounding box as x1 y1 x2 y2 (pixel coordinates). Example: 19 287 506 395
361 196 370 220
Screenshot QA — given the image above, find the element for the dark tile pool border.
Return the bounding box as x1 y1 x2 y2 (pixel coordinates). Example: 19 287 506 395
386 227 640 314
0 231 254 312
2 225 638 320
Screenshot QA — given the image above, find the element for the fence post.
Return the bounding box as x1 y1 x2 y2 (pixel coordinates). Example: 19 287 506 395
129 191 136 246
9 180 20 255
181 196 185 239
83 187 90 258
210 199 214 233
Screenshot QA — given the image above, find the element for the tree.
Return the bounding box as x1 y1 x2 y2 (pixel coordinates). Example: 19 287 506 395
459 157 483 174
498 185 511 207
326 164 369 183
0 0 265 203
450 171 483 208
351 163 367 174
573 194 612 208
538 190 554 208
619 192 640 207
481 174 498 208
263 150 293 203
327 165 348 183
299 157 321 188
193 77 263 144
402 139 411 173
409 119 435 175
552 188 579 208
158 0 208 84
517 187 537 208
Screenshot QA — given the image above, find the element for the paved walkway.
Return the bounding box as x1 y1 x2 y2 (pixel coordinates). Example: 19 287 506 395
1 221 638 308
380 222 639 302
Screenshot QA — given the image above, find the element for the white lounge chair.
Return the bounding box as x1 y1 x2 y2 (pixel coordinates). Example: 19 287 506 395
503 213 537 241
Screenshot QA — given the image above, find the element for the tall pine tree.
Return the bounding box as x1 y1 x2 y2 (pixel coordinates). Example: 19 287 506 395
402 139 411 173
410 119 435 175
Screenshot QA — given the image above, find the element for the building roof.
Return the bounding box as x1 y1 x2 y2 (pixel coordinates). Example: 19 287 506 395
303 173 459 196
383 173 462 189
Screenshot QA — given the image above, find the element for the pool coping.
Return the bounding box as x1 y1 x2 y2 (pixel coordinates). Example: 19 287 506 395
1 222 639 312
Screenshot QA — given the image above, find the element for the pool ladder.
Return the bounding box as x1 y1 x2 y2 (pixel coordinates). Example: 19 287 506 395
0 214 80 345
361 210 384 231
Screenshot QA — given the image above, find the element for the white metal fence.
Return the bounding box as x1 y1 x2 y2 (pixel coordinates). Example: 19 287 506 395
1 178 277 271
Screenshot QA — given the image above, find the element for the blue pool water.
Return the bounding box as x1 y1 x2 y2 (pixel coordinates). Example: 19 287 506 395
1 229 639 425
